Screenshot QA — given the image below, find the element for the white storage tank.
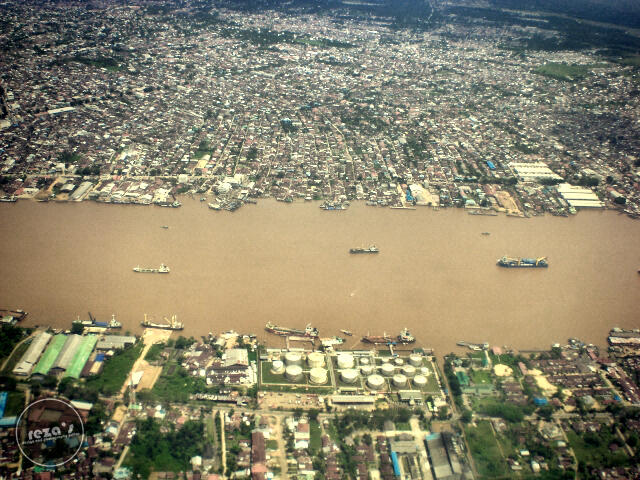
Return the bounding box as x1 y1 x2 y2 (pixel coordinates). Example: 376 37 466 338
402 365 416 377
393 374 407 388
310 367 328 385
412 375 427 388
341 368 359 384
420 367 430 376
285 352 302 365
360 365 374 375
381 363 395 377
337 353 355 369
307 352 325 368
285 365 303 381
359 357 370 366
271 360 285 374
394 357 404 366
409 354 423 367
367 374 385 390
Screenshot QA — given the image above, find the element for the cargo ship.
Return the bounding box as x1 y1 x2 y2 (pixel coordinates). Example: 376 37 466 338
73 313 121 330
362 333 393 344
497 256 548 268
141 314 184 330
350 245 379 254
265 322 319 338
397 328 415 344
133 263 170 273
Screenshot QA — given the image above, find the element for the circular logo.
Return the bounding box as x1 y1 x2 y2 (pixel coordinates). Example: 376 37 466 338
15 398 85 467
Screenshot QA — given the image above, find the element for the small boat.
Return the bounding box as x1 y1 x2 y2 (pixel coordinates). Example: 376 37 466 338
133 263 170 273
340 329 353 336
481 232 490 235
161 225 169 229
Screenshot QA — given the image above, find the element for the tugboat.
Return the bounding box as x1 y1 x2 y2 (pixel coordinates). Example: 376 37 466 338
397 328 415 344
133 263 170 273
265 322 319 338
350 245 379 254
141 314 184 330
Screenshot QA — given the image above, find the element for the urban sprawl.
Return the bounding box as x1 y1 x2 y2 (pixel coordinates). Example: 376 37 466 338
0 1 639 216
2 317 640 480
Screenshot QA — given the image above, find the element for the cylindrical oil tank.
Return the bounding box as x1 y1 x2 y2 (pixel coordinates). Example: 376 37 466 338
341 368 359 384
309 367 328 385
381 363 395 377
393 374 407 387
394 357 404 366
420 367 430 376
412 375 427 388
337 353 355 369
367 374 385 389
307 352 325 368
409 354 423 367
360 365 374 375
271 360 285 374
285 365 303 381
285 352 302 365
359 357 370 366
402 365 416 377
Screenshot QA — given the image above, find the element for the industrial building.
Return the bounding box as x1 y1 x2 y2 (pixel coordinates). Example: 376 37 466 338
509 162 563 182
96 335 136 351
557 183 604 208
32 334 67 376
12 331 52 376
425 432 465 480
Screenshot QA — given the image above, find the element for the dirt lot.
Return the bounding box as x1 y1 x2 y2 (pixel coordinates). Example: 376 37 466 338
120 328 174 394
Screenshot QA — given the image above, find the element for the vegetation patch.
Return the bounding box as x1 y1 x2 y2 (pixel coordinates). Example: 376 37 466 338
465 420 508 477
144 343 165 362
85 342 143 395
534 63 590 81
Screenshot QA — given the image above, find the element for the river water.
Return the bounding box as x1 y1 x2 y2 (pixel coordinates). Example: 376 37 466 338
0 199 638 354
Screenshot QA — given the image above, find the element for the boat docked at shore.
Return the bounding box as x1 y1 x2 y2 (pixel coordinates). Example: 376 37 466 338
73 313 122 330
397 328 415 344
497 256 548 268
362 333 393 344
350 245 379 254
141 314 183 330
265 322 319 338
133 263 170 273
320 201 348 211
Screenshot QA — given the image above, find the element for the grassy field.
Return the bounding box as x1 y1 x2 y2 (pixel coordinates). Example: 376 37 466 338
266 439 278 450
1 340 30 374
310 419 322 452
4 391 25 416
465 421 509 478
534 63 590 81
144 343 165 362
86 342 144 395
470 370 493 386
567 430 629 468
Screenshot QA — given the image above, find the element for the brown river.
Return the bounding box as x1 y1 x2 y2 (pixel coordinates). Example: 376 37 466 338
0 199 638 355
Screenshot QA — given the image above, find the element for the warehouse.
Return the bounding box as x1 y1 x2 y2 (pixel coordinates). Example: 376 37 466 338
557 183 604 208
96 335 136 351
50 334 84 375
64 335 99 378
32 334 67 376
12 332 52 376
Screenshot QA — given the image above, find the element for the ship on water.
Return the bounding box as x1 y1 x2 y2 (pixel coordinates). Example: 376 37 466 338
340 329 353 336
397 328 415 344
73 313 122 330
362 333 393 345
350 245 379 254
265 322 319 338
320 201 348 211
497 256 548 268
141 314 184 330
133 263 170 273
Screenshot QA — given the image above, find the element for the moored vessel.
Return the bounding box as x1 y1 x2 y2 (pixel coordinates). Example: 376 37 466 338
397 328 415 344
265 322 319 338
362 333 393 344
497 256 548 268
141 314 184 330
340 329 353 336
